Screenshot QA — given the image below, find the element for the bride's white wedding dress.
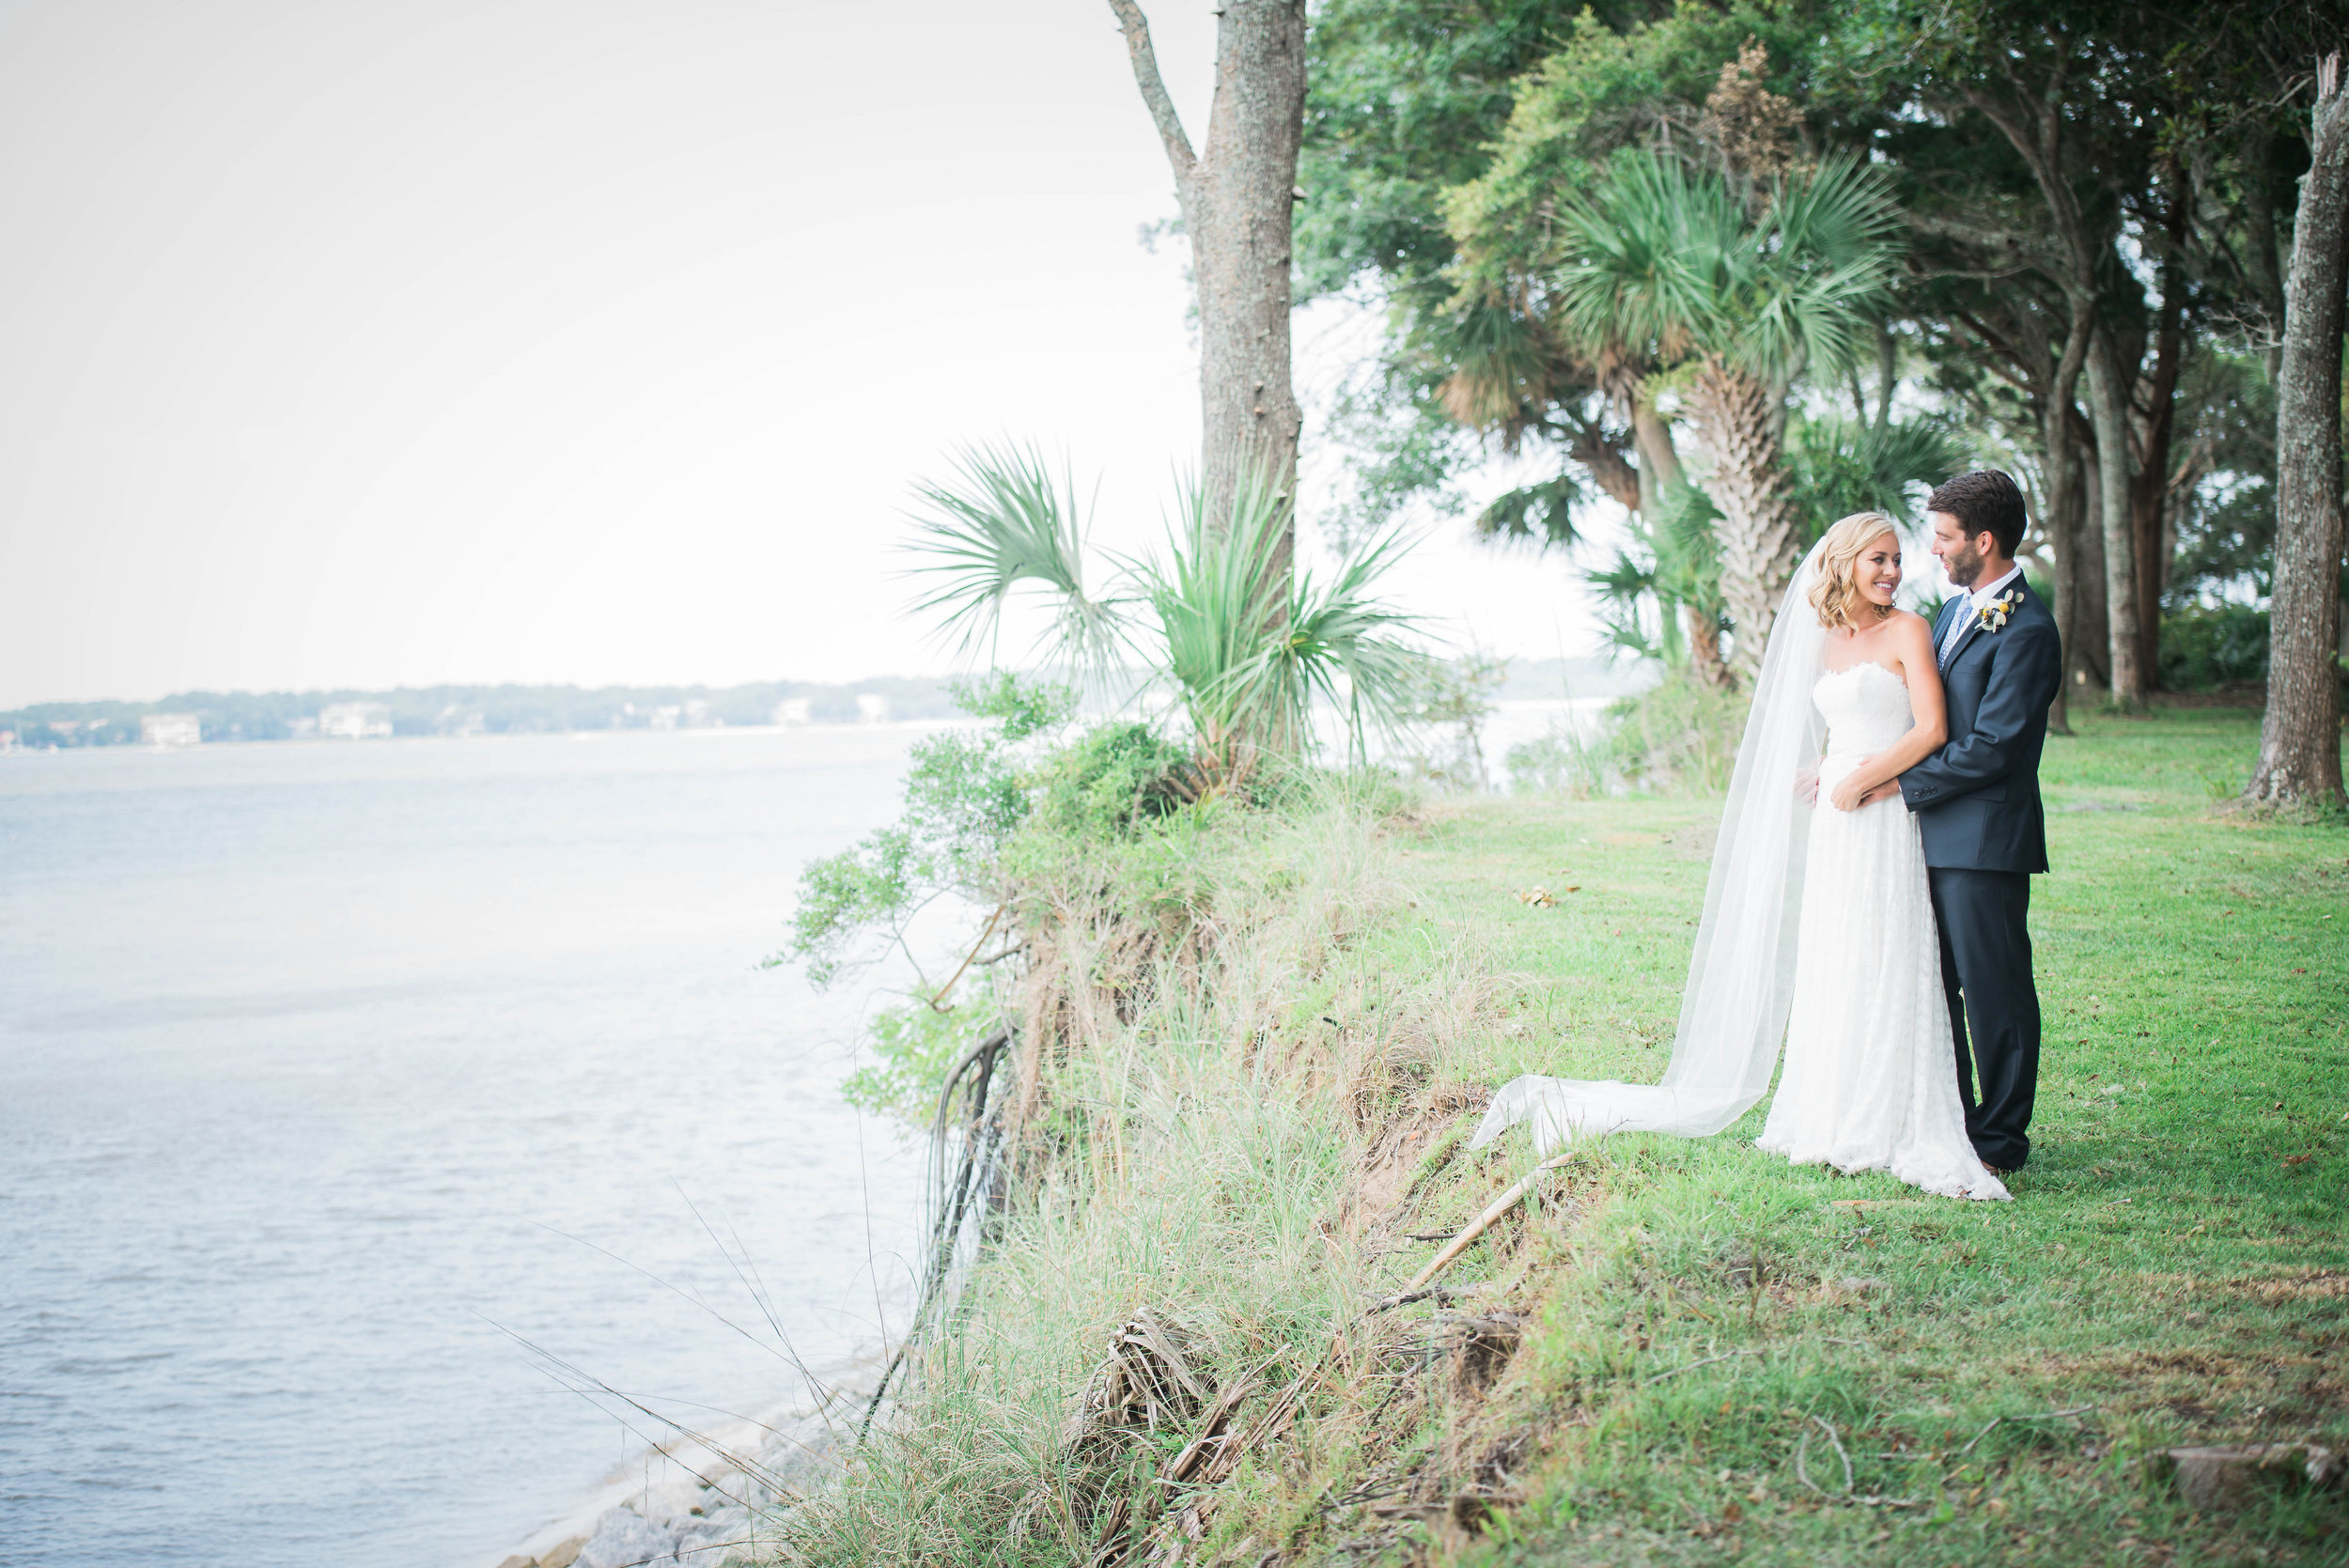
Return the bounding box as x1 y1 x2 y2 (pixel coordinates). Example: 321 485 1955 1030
1470 536 2009 1203
1754 663 2008 1201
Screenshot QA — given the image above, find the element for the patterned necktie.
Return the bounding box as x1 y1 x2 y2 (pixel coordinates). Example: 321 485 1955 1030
1937 598 1970 669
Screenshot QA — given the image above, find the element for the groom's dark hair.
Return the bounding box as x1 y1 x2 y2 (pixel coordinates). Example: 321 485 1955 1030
1926 470 2027 559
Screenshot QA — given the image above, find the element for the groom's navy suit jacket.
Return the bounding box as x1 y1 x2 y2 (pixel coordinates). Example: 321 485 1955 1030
1898 582 2061 874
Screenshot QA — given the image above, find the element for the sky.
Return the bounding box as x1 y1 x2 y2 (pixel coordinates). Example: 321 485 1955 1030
0 0 1614 709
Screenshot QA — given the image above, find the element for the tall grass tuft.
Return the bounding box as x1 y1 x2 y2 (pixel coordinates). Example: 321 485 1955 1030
774 781 1490 1565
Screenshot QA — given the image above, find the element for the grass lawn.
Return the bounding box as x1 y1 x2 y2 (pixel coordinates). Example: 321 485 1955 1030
787 710 2342 1568
1384 708 2347 1565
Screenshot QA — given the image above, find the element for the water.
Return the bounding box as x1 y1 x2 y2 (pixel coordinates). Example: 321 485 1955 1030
0 729 934 1568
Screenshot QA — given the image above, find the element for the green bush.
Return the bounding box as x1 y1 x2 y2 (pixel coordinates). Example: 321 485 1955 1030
779 675 1074 989
2159 602 2269 691
839 999 976 1123
1030 722 1196 840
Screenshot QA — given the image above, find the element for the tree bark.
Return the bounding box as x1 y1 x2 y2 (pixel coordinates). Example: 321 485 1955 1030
2127 187 2191 688
1683 604 1732 690
2248 58 2349 807
1107 0 1306 549
1566 419 1643 515
2072 426 2111 691
2039 307 2094 734
2084 326 2145 707
1631 400 1685 506
1687 357 1799 682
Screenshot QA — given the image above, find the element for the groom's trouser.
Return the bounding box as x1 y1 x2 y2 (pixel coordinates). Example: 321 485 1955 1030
1926 868 2039 1170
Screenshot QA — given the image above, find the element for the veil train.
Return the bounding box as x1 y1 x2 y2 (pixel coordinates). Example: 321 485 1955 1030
1471 537 1833 1154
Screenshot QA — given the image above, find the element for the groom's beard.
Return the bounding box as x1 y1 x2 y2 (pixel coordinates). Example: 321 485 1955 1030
1944 540 1985 588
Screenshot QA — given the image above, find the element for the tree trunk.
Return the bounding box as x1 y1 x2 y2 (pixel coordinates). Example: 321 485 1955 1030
2248 58 2349 807
1631 400 1685 517
1683 604 1732 690
2068 414 2113 689
1566 416 1643 515
1108 0 1306 550
2039 309 2093 734
1687 356 1799 682
2084 328 2145 708
2128 201 2190 689
2043 463 2078 735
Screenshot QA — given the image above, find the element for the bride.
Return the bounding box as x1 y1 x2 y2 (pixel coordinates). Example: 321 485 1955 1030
1474 512 2008 1202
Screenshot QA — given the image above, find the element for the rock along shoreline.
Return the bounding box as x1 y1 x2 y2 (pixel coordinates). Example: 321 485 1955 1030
488 1393 857 1568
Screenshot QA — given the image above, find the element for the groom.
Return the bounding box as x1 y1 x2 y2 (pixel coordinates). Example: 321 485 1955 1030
1886 471 2061 1174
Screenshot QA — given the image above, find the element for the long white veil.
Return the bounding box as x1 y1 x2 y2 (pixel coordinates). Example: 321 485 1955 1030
1472 537 1831 1153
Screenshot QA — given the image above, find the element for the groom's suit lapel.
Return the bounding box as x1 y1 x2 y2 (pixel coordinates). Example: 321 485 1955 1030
1939 579 2033 673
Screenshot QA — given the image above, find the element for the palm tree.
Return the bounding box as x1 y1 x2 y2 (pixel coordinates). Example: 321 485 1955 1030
1587 480 1730 683
905 445 1424 788
1586 411 1961 689
1554 150 1900 679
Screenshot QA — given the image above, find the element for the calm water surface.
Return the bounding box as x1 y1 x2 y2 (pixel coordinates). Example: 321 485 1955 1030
0 729 932 1567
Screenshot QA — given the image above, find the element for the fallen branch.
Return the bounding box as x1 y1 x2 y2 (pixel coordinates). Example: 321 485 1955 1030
1952 1402 2098 1459
1645 1348 1766 1385
929 902 1011 1011
1367 1282 1488 1313
1794 1414 1922 1506
1403 1154 1572 1292
1797 1414 1855 1496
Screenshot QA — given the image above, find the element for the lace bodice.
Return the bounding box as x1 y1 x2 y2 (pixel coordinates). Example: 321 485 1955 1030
1813 662 1914 759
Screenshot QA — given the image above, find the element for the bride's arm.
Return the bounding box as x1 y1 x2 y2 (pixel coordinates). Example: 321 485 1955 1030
1828 617 1949 810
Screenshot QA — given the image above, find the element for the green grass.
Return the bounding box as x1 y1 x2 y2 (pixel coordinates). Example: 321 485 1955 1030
784 711 2346 1568
1389 707 2347 1567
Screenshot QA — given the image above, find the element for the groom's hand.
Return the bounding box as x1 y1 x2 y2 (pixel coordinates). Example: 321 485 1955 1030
1796 762 1819 803
1860 780 1903 807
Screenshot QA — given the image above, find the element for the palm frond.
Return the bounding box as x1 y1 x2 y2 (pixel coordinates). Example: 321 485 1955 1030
1433 297 1562 445
1556 148 1897 386
902 441 1125 670
1789 414 1967 532
1142 466 1426 773
1471 474 1585 550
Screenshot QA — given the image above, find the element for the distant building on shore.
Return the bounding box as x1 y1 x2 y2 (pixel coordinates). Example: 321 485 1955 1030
772 698 812 725
318 702 393 739
855 693 890 723
141 713 202 748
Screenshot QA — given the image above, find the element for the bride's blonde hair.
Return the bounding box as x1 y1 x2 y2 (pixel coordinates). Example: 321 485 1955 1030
1809 511 1902 631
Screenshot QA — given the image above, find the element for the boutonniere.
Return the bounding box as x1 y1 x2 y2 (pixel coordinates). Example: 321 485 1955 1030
1974 588 2023 633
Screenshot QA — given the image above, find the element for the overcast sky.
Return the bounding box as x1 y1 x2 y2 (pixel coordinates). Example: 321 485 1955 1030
0 0 1612 708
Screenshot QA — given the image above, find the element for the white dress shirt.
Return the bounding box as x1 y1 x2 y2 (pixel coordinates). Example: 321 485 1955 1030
1937 562 2024 666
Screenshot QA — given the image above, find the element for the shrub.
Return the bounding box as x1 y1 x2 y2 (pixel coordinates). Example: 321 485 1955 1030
1030 722 1197 841
2159 603 2270 691
839 998 976 1123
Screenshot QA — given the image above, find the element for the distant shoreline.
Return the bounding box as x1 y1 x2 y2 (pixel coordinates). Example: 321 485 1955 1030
0 675 966 750
0 658 1646 753
0 719 981 756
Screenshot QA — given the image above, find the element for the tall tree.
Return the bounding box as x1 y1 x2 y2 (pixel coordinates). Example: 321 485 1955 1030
1552 150 1899 678
1107 1 1308 551
2248 55 2348 807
